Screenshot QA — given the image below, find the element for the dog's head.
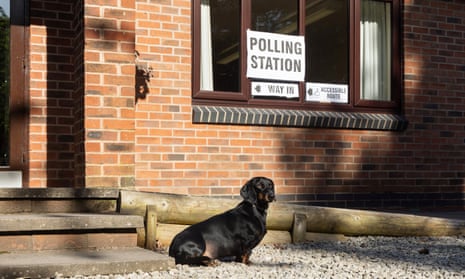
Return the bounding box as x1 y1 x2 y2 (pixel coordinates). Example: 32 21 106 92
240 177 276 207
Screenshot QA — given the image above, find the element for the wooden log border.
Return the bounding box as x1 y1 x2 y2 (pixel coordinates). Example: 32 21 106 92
118 190 465 248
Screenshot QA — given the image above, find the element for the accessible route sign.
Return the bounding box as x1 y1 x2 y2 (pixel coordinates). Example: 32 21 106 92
247 29 305 82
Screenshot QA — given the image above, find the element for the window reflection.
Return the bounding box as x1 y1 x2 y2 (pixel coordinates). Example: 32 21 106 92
200 0 241 92
306 0 349 85
252 0 299 35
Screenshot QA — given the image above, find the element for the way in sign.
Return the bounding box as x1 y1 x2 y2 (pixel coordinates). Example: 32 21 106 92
251 81 299 99
268 84 294 95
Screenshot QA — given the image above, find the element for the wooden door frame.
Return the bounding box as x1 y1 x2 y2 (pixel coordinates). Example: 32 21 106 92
5 0 29 186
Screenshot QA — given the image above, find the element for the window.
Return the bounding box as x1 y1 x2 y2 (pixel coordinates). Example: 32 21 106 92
193 0 400 114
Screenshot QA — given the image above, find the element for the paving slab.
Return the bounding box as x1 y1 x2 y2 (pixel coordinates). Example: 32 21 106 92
0 248 175 279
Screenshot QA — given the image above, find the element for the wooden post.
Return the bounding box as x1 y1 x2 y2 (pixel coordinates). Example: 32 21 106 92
292 213 307 243
145 205 158 250
136 227 146 248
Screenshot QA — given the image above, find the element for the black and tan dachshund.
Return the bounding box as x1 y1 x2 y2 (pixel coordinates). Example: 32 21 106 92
168 177 276 266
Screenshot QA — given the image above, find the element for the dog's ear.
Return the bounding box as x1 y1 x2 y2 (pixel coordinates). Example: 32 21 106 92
240 178 257 204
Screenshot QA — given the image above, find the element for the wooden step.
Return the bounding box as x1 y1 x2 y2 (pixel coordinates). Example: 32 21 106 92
0 213 142 232
0 188 119 213
0 189 175 278
0 213 144 252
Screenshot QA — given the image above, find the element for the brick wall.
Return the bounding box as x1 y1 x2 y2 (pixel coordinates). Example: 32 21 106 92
134 0 193 191
83 0 136 188
401 0 465 208
29 0 76 187
25 0 464 210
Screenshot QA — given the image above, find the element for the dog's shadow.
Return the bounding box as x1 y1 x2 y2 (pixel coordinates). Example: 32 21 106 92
217 257 294 268
249 262 295 268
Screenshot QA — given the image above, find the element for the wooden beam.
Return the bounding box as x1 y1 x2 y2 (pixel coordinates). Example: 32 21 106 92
120 190 465 237
155 223 291 247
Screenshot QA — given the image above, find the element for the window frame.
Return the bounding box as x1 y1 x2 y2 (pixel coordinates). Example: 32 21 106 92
353 0 401 110
192 0 401 114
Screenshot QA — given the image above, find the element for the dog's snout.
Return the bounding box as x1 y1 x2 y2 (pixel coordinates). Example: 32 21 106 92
267 192 276 202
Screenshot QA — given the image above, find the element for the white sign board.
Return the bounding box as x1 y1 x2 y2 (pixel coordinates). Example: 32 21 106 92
251 81 299 99
306 82 349 103
247 30 305 82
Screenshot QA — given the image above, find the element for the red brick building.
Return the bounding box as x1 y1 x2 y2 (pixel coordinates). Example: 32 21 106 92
1 0 464 209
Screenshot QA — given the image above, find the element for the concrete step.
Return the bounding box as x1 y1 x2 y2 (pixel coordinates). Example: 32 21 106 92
0 213 144 252
0 190 176 278
0 247 174 279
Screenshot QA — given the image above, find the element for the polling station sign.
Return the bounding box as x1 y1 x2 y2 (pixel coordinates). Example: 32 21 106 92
247 30 305 82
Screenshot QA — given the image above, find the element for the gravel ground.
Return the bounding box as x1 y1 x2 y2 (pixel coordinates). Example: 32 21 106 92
60 236 465 279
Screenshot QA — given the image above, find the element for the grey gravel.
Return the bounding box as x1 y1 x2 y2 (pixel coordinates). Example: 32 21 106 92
59 236 465 279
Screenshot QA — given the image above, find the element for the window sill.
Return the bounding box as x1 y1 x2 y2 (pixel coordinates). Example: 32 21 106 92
192 105 408 131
